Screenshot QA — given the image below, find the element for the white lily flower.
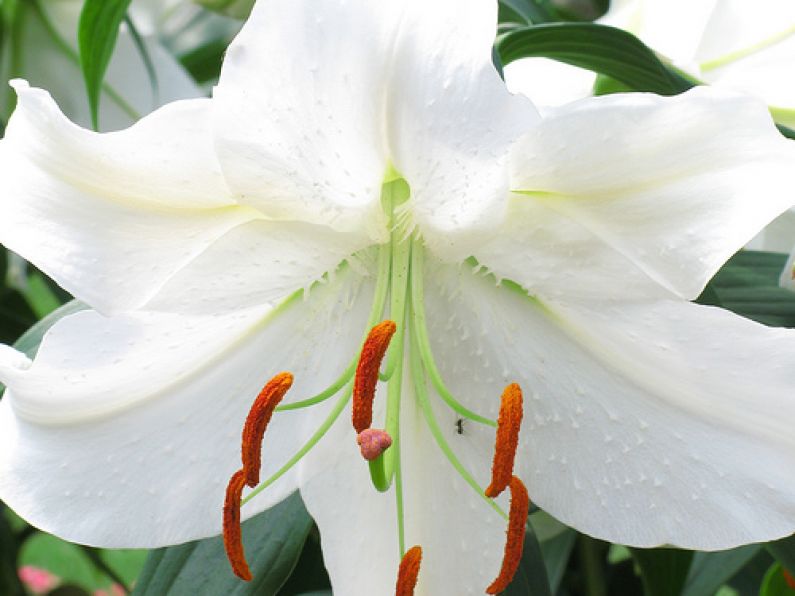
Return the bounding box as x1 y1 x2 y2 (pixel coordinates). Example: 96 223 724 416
1 0 202 130
2 0 795 593
505 0 795 126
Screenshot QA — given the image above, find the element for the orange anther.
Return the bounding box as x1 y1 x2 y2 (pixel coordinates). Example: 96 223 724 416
486 476 530 594
352 321 397 433
785 568 795 589
485 383 523 499
223 469 252 581
395 545 423 596
241 372 294 488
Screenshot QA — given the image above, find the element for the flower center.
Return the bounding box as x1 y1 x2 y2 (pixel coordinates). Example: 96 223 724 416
221 175 532 593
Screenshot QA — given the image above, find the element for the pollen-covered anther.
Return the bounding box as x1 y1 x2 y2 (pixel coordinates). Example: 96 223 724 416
241 372 294 488
352 320 397 433
395 545 423 596
223 469 252 582
357 428 393 461
486 476 530 595
485 383 524 499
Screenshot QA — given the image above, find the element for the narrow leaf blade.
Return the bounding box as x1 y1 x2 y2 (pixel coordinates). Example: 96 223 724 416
78 0 133 130
497 22 693 96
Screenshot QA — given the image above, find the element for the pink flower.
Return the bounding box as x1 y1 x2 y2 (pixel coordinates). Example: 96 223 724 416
17 565 59 594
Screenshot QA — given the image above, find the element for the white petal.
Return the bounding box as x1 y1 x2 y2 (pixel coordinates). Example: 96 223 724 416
471 192 671 303
695 0 795 66
503 58 596 108
745 209 795 252
386 0 539 261
300 376 506 596
700 38 795 112
212 0 394 241
0 345 32 383
0 264 376 547
695 0 795 113
399 385 508 595
6 83 230 208
0 84 251 313
144 219 370 314
424 260 795 550
297 398 399 596
502 87 795 301
609 0 718 67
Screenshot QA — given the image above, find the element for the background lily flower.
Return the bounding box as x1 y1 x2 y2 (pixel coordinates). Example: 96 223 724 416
1 0 795 594
505 0 795 127
0 0 202 130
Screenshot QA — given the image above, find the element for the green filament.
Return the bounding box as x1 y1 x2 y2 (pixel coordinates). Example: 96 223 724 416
275 240 392 413
410 245 497 428
242 381 353 505
409 326 507 521
276 361 356 412
247 172 506 570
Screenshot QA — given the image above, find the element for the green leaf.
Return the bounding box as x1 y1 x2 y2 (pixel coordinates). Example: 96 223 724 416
497 23 693 96
194 0 254 19
778 124 795 140
18 533 141 592
0 504 24 595
539 528 576 592
179 39 229 85
682 545 760 596
498 0 553 25
706 251 795 327
78 0 133 130
761 562 795 596
629 547 693 596
503 520 553 596
133 492 313 596
768 533 795 575
277 530 330 594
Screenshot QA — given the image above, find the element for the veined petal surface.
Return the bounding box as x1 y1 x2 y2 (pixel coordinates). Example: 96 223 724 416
212 0 394 241
696 0 795 112
0 84 363 315
425 260 795 550
213 0 538 255
385 0 539 261
0 85 243 314
494 87 795 302
0 264 375 547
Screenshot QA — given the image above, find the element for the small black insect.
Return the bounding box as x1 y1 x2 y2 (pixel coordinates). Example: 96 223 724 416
455 418 465 435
